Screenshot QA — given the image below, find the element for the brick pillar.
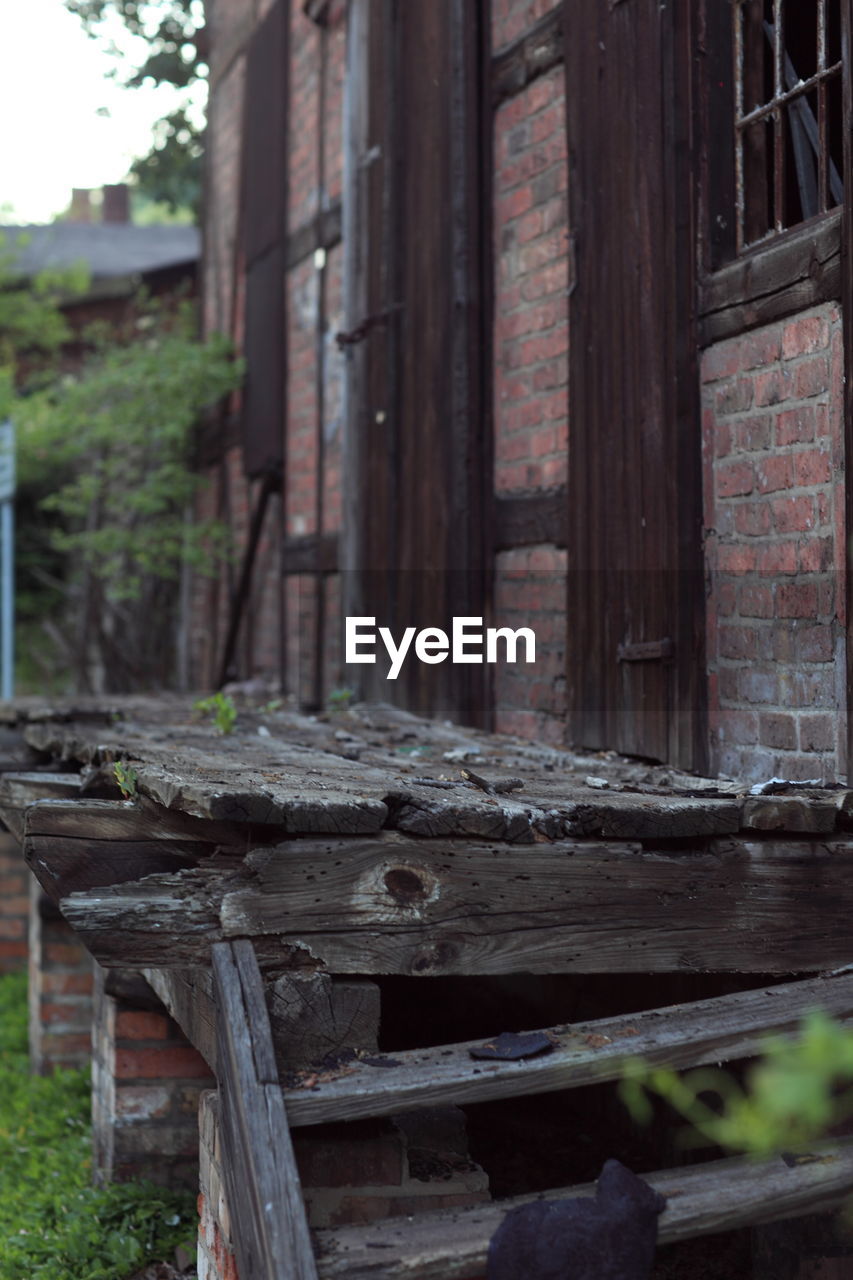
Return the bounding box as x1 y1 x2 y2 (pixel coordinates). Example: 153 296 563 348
28 879 93 1073
102 182 130 223
92 966 214 1189
0 828 29 971
198 1092 238 1280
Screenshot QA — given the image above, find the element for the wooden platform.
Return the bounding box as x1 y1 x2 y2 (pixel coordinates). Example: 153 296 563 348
4 696 853 1275
3 695 853 976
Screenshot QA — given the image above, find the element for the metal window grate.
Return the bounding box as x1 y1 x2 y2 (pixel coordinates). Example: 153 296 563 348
734 0 843 251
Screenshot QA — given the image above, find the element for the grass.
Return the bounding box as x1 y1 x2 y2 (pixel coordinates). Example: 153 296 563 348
0 971 196 1280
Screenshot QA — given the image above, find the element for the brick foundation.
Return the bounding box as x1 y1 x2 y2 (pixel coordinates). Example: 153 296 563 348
28 879 93 1073
92 967 214 1188
198 1091 489 1279
0 828 29 971
701 303 846 782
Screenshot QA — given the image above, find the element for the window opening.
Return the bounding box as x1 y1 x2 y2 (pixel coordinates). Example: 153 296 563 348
734 0 843 251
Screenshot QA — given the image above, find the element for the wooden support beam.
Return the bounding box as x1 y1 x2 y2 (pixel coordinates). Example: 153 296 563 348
282 532 340 574
493 488 567 550
491 7 564 108
56 834 853 974
213 940 318 1280
282 972 853 1126
286 202 342 270
0 771 82 842
23 797 226 904
699 209 841 345
144 967 217 1072
313 1140 853 1279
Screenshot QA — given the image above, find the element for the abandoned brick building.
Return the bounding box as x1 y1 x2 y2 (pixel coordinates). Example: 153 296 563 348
6 3 853 1280
194 0 852 789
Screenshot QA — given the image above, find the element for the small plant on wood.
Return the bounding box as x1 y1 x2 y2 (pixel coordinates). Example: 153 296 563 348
113 760 139 799
327 687 354 716
620 1009 853 1157
194 691 237 735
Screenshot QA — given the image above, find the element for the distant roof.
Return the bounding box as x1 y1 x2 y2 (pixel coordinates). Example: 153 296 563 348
0 222 200 281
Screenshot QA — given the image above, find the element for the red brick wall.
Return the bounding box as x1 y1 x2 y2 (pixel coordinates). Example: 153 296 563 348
492 50 569 743
491 0 561 50
701 303 846 782
29 883 93 1074
92 968 213 1188
0 830 28 971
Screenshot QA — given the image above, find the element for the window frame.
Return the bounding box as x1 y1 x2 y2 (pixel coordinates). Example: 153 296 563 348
696 0 847 344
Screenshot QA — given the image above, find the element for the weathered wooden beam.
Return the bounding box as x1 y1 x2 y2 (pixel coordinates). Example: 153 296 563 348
491 7 564 108
57 834 853 974
20 721 391 833
286 201 342 270
213 940 318 1280
268 974 380 1070
313 1141 853 1279
493 488 567 550
699 210 841 345
282 972 853 1126
23 797 225 903
142 966 380 1076
282 531 340 574
0 771 82 842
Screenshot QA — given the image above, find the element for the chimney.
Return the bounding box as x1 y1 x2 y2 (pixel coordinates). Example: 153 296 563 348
102 183 130 224
68 189 93 223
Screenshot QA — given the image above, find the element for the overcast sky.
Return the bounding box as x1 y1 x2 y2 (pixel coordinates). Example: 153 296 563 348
0 0 196 224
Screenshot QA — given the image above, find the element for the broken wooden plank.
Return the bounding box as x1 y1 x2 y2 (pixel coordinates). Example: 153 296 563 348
742 795 839 834
56 834 853 974
281 972 853 1126
20 712 753 841
23 798 223 903
387 783 743 841
23 720 390 834
313 1140 853 1279
0 771 82 842
213 940 318 1280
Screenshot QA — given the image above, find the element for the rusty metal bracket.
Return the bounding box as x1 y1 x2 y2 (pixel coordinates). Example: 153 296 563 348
335 303 403 348
617 638 675 663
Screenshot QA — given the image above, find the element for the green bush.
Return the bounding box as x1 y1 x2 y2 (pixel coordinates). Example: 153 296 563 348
0 972 195 1279
620 1008 853 1158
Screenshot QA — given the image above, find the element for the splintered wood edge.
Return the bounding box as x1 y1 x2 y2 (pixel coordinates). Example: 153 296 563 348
312 1140 853 1279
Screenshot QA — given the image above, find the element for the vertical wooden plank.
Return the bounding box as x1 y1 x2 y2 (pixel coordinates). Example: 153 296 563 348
393 0 488 723
842 0 853 784
242 0 288 479
213 939 319 1280
564 0 703 769
343 0 488 726
340 0 371 652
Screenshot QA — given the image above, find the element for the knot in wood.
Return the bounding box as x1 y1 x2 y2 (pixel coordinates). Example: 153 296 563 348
384 865 429 903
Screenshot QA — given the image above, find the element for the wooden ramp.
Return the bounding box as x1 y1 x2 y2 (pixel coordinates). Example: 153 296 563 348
213 941 853 1280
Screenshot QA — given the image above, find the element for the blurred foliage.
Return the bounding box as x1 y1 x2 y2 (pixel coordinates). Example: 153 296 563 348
620 1009 853 1157
15 298 241 690
0 232 89 383
64 0 206 216
129 107 204 218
